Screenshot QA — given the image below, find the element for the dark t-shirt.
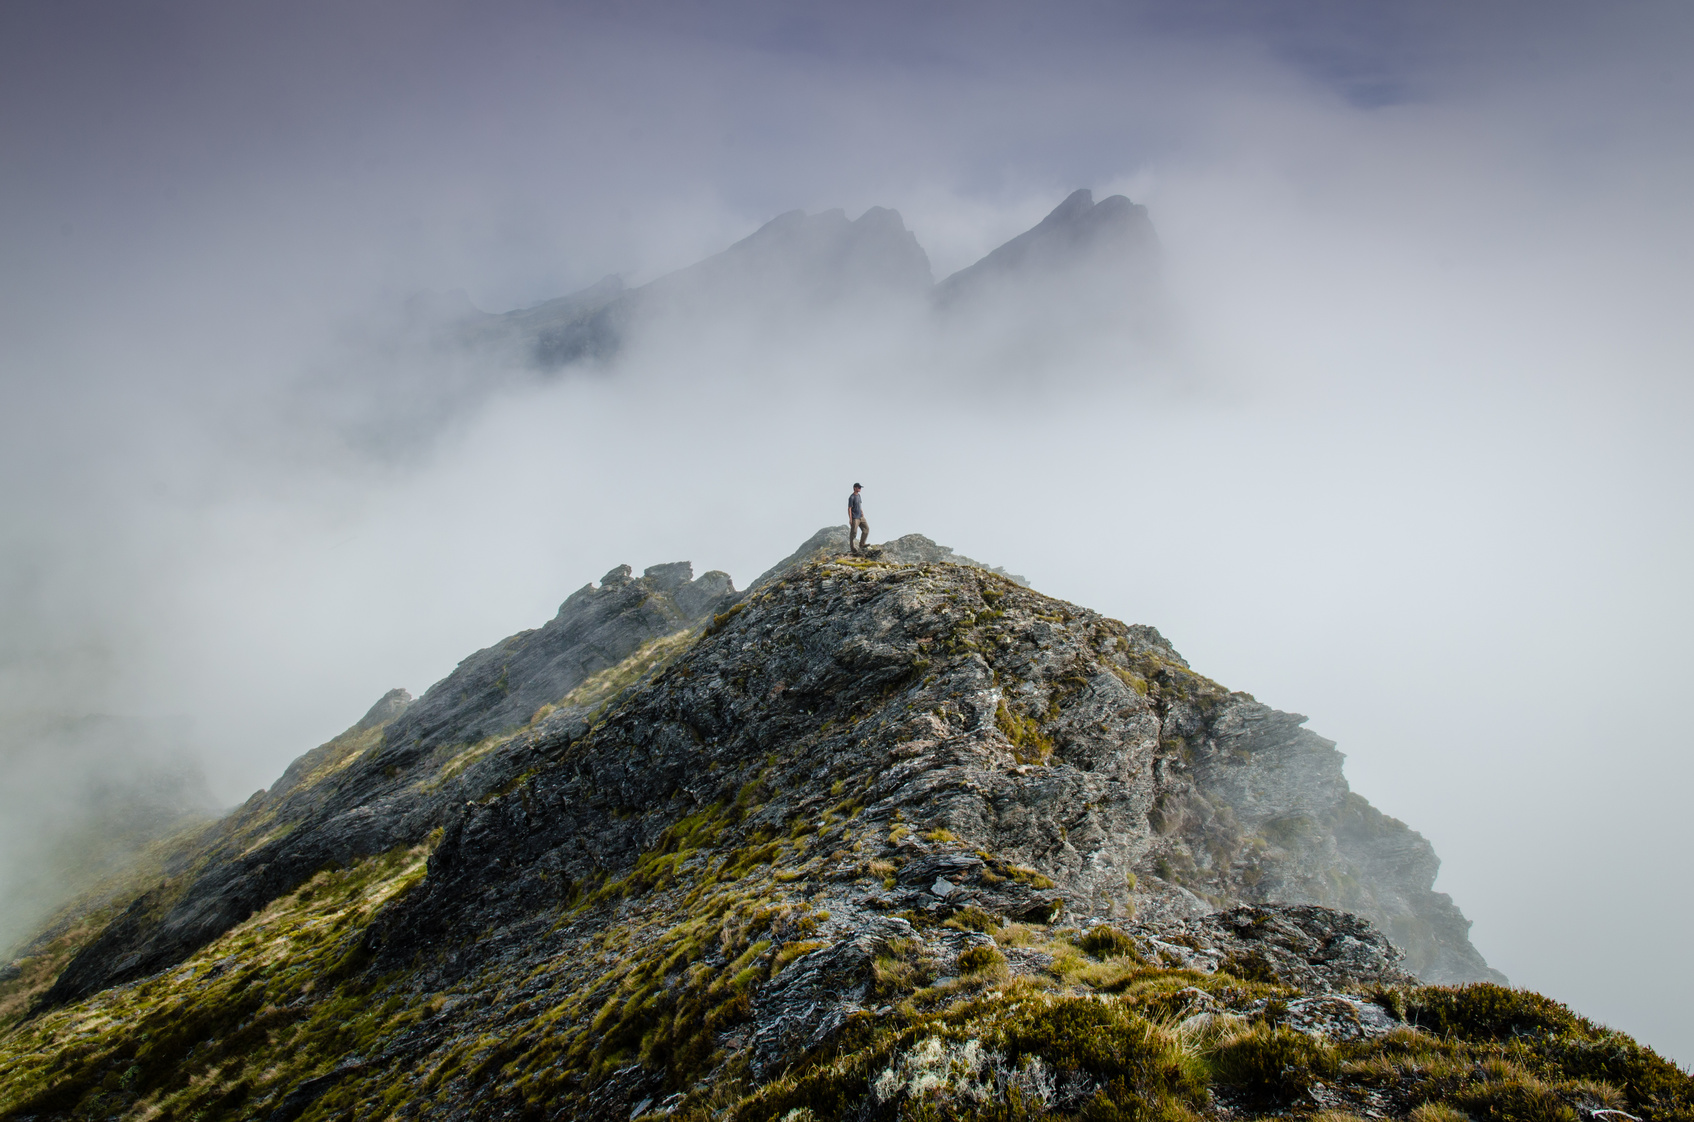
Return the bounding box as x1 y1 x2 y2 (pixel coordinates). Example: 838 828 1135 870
848 491 863 518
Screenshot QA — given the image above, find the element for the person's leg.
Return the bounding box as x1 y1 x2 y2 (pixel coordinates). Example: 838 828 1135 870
856 518 870 550
847 520 856 553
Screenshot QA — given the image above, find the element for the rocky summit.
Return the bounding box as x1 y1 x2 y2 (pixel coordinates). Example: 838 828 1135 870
1 531 1689 1122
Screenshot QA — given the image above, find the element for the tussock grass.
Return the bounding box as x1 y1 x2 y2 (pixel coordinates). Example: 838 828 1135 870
0 844 432 1121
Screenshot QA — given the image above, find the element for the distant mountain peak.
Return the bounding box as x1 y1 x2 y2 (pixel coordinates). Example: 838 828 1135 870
1048 185 1098 220
934 188 1159 309
649 203 933 304
444 189 1159 372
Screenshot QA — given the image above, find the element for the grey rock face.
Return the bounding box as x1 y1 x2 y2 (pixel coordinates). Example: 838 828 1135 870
1128 904 1415 994
1144 703 1505 985
748 913 921 1078
642 561 694 592
676 569 735 618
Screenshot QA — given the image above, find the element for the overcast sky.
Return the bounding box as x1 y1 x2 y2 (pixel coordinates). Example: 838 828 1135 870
2 0 1691 1063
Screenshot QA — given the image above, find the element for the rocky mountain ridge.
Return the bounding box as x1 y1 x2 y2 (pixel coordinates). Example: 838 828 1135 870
1 530 1685 1122
33 561 739 1010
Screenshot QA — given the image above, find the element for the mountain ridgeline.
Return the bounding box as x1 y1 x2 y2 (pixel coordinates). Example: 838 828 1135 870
3 531 1689 1122
446 189 1161 371
344 189 1161 455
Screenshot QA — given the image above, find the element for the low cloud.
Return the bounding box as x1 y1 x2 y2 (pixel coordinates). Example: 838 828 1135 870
0 715 213 953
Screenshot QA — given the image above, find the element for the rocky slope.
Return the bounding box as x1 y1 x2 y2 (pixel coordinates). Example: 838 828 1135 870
34 561 737 1009
1 531 1686 1122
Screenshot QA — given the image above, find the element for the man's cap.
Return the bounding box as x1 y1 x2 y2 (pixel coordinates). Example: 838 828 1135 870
853 482 862 488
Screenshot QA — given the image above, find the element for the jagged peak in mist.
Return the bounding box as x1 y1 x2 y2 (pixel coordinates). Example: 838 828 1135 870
645 204 933 303
933 188 1159 309
440 189 1159 372
320 191 1166 455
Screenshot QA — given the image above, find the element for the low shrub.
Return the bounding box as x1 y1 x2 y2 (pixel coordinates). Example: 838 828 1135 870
1078 926 1143 962
1450 1067 1579 1122
1077 1083 1204 1122
1533 1031 1694 1116
995 999 1206 1104
1406 984 1577 1042
957 947 1008 975
1409 1105 1473 1122
945 907 1003 934
1216 949 1280 986
1206 1022 1337 1103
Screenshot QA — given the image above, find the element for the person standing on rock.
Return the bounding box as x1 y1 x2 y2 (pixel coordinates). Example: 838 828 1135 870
847 483 869 554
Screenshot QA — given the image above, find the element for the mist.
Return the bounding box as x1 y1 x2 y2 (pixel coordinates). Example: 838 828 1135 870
2 0 1691 1063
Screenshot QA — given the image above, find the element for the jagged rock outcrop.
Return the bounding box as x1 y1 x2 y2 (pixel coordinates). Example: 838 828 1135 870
383 562 736 755
12 531 1640 1122
1132 905 1414 995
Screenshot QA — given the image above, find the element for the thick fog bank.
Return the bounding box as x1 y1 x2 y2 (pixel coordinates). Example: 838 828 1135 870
0 716 214 953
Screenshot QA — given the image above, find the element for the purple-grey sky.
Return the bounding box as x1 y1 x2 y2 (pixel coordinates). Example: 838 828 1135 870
2 0 1692 1064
